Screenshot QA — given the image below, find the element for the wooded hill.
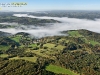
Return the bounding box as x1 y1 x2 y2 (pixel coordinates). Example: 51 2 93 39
0 29 100 75
0 16 60 25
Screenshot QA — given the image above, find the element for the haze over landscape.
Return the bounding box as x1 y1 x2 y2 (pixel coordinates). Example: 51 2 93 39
0 0 100 75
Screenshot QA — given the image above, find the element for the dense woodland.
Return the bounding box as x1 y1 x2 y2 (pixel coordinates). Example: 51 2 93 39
0 16 60 25
0 29 100 75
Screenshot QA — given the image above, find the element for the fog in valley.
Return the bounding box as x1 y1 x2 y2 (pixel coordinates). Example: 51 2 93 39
0 13 100 38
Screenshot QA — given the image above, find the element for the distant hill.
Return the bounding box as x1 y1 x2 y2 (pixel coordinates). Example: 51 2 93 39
0 31 12 37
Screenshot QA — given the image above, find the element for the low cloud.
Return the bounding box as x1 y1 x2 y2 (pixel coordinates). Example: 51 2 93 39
0 14 100 38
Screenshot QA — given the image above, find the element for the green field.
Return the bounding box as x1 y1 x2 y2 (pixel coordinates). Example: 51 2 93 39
46 64 79 75
29 44 37 48
9 56 38 63
0 54 8 58
68 31 100 46
10 36 21 43
43 43 55 48
68 31 82 37
25 42 65 59
55 45 65 50
82 38 100 46
27 49 50 58
0 45 10 50
89 40 100 46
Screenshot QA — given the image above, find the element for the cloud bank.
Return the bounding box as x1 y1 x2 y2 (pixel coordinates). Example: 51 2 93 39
0 14 100 38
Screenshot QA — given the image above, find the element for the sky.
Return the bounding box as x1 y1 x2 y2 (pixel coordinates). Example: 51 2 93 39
0 0 100 11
